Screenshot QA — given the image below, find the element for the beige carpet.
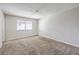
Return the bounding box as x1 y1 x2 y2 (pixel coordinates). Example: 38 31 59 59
0 36 79 55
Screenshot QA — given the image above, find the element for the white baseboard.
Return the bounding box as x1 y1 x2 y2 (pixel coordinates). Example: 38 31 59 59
39 34 79 48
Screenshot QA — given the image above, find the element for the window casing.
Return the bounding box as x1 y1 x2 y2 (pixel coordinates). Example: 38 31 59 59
17 20 32 31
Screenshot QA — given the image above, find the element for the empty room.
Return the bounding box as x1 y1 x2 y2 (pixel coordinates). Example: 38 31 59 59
0 3 79 55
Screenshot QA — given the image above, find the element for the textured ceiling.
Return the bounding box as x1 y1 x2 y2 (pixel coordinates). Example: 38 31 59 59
0 3 79 19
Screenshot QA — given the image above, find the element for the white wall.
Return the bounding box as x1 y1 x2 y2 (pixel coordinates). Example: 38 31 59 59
0 10 5 48
6 15 38 41
39 7 79 47
2 13 5 42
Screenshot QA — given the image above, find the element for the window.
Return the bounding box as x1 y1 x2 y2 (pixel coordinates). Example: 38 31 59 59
25 21 32 30
17 20 32 31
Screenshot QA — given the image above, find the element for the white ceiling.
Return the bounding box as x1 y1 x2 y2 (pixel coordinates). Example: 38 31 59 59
0 3 79 19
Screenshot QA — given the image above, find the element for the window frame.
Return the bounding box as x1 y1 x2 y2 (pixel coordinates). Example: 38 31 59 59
17 20 32 31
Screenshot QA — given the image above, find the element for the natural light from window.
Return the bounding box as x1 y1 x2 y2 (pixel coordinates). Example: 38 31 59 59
17 20 32 31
